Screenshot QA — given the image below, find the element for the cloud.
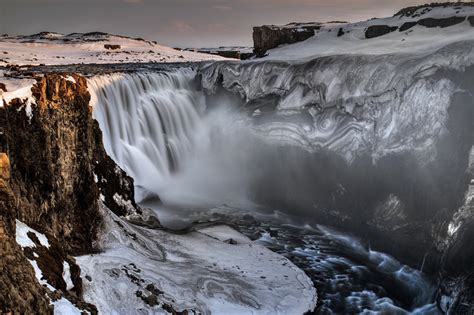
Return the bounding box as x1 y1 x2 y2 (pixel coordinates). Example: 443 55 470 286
211 5 233 11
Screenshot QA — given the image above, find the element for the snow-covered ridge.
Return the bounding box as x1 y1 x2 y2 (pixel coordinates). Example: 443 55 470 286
262 3 474 60
0 32 226 66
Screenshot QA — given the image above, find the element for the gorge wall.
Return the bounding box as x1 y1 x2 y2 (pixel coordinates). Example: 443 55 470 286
198 48 474 312
0 74 141 313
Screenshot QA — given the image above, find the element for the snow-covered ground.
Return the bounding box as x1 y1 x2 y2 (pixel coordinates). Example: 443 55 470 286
76 207 317 314
263 5 474 60
0 32 225 66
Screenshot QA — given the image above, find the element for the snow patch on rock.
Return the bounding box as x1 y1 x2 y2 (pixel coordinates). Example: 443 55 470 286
51 298 84 315
15 219 50 248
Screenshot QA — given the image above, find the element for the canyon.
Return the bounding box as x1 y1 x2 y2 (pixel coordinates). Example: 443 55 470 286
1 2 474 314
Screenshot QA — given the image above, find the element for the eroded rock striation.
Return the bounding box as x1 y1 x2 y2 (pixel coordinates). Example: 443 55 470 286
198 49 474 311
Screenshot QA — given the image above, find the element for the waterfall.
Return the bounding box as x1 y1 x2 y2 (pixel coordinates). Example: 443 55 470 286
89 69 206 202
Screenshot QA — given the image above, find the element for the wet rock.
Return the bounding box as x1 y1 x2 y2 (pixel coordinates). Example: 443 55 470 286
145 294 159 306
146 284 164 296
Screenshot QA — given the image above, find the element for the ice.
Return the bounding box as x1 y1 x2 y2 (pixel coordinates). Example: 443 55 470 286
198 39 473 164
76 207 317 314
51 298 83 315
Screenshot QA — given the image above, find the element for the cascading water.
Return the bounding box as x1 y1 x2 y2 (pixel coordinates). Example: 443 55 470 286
89 70 208 202
84 60 474 313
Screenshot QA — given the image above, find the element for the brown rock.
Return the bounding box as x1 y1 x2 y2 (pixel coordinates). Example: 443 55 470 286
253 23 321 57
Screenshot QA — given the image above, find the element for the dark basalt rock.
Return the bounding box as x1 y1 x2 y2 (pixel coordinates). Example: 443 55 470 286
468 16 474 26
365 25 398 39
104 44 121 50
337 28 345 37
399 21 418 32
417 16 466 28
93 121 143 217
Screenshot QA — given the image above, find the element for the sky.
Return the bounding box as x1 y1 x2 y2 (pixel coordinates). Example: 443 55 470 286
0 0 435 47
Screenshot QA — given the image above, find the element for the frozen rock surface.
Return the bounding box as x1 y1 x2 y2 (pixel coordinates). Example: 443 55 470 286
76 207 317 315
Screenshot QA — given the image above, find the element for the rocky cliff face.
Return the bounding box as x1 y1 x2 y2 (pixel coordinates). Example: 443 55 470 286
0 73 142 313
0 153 52 314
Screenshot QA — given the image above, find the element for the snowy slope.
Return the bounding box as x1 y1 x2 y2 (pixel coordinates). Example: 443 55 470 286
264 4 474 60
0 32 226 66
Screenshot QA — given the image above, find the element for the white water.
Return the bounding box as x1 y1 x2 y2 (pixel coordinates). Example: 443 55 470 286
89 69 262 209
90 70 206 203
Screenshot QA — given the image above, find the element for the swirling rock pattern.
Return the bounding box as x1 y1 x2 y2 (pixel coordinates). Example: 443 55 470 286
198 41 474 308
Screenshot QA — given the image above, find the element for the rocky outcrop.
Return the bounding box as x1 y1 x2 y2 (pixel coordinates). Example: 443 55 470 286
367 16 467 39
0 73 144 312
395 2 474 18
253 23 322 57
365 25 398 39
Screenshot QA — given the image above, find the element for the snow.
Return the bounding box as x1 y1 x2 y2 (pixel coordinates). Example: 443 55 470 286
0 75 35 109
51 298 83 315
76 207 317 314
28 258 55 291
197 225 251 244
14 220 86 313
0 32 226 66
63 261 74 291
15 219 50 248
64 75 76 84
263 5 474 60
